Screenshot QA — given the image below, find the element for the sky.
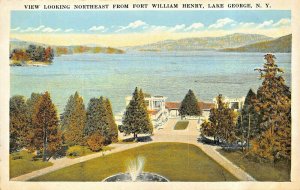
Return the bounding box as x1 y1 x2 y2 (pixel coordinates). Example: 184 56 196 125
10 10 291 47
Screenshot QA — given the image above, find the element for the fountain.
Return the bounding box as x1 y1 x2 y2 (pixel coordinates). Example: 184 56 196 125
102 156 169 182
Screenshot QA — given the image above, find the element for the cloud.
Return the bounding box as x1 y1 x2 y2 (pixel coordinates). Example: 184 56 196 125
238 22 256 28
256 20 274 28
11 27 20 31
42 27 62 33
88 26 106 32
168 24 186 32
19 25 45 32
184 23 204 31
115 20 147 32
208 18 235 29
32 25 45 31
273 18 291 27
64 28 74 33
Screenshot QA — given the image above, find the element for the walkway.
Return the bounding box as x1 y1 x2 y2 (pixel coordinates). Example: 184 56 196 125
11 118 255 181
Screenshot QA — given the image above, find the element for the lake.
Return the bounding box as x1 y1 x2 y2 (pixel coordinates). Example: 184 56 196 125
10 51 291 114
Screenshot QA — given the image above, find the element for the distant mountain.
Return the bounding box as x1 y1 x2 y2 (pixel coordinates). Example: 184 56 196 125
221 34 291 53
10 39 125 56
127 33 273 51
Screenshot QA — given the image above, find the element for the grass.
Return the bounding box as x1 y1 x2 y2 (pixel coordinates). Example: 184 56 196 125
10 150 53 178
66 145 114 159
31 142 237 181
174 121 189 130
218 149 290 181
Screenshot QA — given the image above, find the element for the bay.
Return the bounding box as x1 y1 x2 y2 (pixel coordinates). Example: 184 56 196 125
10 51 291 114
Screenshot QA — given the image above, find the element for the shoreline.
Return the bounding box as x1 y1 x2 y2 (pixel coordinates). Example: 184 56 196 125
10 60 51 67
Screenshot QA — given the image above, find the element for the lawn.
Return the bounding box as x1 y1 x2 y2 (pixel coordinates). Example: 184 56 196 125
10 150 53 178
66 145 114 159
174 121 189 130
31 142 237 181
218 149 290 181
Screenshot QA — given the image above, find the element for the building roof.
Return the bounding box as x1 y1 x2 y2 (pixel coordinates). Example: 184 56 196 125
165 101 215 110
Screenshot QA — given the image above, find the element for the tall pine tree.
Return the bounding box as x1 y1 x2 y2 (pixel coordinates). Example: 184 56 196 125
105 98 118 143
32 92 62 161
122 87 153 140
85 96 117 145
251 54 291 161
10 95 29 152
62 92 86 146
237 89 259 150
179 89 202 117
25 93 42 152
201 94 237 144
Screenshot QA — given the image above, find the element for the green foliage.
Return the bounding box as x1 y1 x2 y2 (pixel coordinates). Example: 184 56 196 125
85 96 117 144
174 121 189 130
87 133 105 152
32 92 62 161
105 99 118 142
250 54 291 161
10 150 53 178
179 89 201 116
66 145 93 158
25 93 43 152
201 94 237 144
236 89 259 149
122 87 153 140
62 92 86 146
9 95 29 152
219 149 290 181
10 45 54 63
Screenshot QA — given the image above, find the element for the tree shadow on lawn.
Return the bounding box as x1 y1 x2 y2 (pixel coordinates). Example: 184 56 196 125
121 135 153 143
197 135 243 151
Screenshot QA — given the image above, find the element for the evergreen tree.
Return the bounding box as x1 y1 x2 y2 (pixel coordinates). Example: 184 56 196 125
179 89 202 117
201 94 237 144
251 54 291 161
85 96 116 145
122 87 153 140
105 98 118 143
25 93 42 152
9 95 29 152
62 92 86 146
138 89 153 135
237 89 259 150
32 92 62 161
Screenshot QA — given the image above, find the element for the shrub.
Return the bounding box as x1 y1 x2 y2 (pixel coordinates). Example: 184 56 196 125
87 133 105 152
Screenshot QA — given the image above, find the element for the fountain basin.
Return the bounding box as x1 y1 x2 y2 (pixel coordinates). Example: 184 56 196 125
102 172 169 182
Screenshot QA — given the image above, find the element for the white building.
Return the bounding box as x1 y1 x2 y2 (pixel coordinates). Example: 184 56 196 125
213 96 245 111
125 95 169 127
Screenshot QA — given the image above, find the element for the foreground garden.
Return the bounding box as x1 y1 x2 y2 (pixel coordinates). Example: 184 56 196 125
31 142 237 181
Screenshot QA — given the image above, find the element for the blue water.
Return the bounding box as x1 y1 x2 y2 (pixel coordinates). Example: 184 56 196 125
10 51 291 114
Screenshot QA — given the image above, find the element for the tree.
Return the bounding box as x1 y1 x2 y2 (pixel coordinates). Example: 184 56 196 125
61 92 86 146
87 133 105 152
122 87 153 140
201 94 237 144
250 54 291 161
44 46 54 62
32 92 62 161
85 96 117 145
179 89 201 117
9 95 29 152
104 98 118 143
237 89 259 150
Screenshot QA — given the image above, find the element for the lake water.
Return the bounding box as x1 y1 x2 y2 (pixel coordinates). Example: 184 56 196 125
10 51 291 114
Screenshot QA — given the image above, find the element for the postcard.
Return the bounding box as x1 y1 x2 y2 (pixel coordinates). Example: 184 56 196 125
0 0 299 189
